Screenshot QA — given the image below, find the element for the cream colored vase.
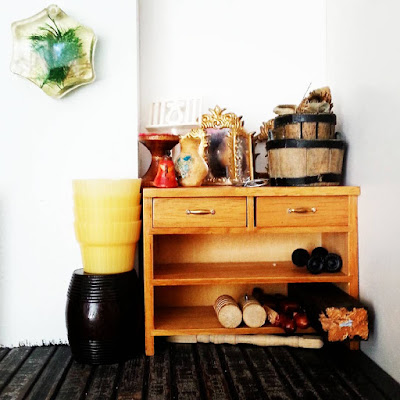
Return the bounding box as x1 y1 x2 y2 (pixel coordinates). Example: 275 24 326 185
176 136 208 187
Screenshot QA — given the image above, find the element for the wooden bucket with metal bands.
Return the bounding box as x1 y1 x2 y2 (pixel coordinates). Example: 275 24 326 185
273 114 337 140
266 139 345 186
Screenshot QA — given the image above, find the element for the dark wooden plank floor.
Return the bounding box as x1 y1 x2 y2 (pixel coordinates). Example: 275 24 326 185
0 342 399 400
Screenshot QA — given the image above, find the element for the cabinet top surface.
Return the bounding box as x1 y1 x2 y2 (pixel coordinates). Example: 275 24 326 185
143 186 360 198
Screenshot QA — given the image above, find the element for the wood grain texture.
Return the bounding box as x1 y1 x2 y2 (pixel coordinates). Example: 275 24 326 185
170 344 202 400
117 355 146 400
320 345 387 400
149 226 350 234
153 306 314 336
0 347 33 393
196 344 231 400
266 347 322 399
347 195 359 299
321 232 349 275
85 364 119 400
154 284 288 308
243 346 293 399
143 187 360 198
144 196 155 355
218 345 263 400
289 347 357 399
55 360 93 400
0 348 10 363
153 262 349 286
147 348 171 400
246 196 254 230
25 346 72 400
0 346 55 400
256 196 349 227
154 233 321 264
153 197 247 228
0 343 397 400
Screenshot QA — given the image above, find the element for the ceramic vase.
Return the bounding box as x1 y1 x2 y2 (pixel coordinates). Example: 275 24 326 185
153 156 178 188
176 135 208 187
138 133 179 187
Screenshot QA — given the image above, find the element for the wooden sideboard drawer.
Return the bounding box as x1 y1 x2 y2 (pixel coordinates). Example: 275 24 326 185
256 196 349 227
153 197 247 228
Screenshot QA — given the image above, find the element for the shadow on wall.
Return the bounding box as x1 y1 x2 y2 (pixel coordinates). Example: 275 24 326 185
360 297 376 338
138 144 151 179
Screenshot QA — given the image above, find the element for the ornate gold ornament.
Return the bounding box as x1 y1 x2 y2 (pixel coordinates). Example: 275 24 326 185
257 119 274 141
201 105 244 131
183 106 253 186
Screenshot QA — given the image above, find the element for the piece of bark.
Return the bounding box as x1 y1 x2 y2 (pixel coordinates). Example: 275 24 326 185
320 307 368 341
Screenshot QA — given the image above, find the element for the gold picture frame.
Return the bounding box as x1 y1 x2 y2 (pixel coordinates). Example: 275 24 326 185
183 106 253 185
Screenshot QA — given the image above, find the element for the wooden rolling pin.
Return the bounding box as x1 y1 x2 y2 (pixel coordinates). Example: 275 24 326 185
167 334 324 349
239 294 267 328
214 295 242 328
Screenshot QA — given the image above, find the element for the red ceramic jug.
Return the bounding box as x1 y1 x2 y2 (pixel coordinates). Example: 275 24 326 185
153 156 178 188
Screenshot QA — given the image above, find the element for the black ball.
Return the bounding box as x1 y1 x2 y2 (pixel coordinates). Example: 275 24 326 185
311 247 328 258
307 256 324 274
291 248 310 267
324 253 343 273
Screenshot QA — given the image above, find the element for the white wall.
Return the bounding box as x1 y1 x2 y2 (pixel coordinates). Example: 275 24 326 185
139 0 327 176
0 1 139 346
326 0 400 383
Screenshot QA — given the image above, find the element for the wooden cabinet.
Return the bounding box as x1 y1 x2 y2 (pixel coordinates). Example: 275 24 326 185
143 186 360 356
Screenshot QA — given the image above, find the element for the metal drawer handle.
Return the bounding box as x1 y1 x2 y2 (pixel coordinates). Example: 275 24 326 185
287 207 317 214
186 209 216 215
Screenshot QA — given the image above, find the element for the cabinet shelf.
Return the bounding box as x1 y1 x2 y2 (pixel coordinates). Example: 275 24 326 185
153 262 349 286
149 226 351 235
144 186 360 355
153 306 315 336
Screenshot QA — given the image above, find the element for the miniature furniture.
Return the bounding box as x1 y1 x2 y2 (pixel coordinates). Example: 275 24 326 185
143 186 360 355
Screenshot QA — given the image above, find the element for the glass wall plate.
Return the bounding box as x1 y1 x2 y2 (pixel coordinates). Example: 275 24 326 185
11 4 97 98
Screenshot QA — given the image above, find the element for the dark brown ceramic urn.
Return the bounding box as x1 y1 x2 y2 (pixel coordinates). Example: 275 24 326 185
66 268 143 364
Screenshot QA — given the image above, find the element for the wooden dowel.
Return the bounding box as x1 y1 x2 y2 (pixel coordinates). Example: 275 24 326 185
239 295 266 328
214 295 242 328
